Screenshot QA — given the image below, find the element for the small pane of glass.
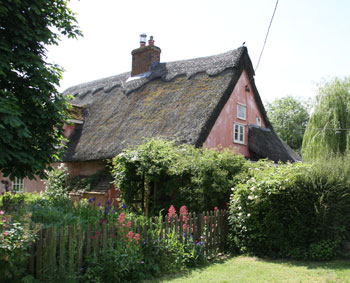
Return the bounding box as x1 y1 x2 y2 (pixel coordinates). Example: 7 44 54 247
237 104 246 120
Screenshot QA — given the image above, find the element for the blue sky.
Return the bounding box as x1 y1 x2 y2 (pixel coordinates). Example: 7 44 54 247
47 0 350 103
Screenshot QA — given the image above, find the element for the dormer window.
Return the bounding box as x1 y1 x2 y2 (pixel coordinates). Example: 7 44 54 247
237 104 246 120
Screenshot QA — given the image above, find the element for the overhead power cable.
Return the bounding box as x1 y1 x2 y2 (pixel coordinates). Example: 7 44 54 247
254 0 279 73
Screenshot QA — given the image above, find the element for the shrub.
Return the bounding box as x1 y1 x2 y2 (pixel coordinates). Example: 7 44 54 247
112 138 247 215
228 158 350 260
0 211 39 282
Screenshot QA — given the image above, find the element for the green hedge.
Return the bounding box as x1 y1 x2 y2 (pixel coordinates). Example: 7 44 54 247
229 158 350 260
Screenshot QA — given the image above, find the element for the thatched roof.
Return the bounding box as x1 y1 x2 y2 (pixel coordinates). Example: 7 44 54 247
62 46 296 163
248 125 302 162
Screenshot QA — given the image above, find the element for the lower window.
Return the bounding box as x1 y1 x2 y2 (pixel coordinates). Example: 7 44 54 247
234 123 245 144
12 177 24 192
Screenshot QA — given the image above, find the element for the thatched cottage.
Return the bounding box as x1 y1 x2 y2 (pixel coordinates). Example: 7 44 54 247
59 34 299 201
0 35 299 196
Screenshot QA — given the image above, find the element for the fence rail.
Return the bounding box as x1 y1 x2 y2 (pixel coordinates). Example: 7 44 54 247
29 210 228 280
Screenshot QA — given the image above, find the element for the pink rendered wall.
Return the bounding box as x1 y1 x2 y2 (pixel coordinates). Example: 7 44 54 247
65 160 106 176
203 70 266 157
63 124 77 139
0 172 46 194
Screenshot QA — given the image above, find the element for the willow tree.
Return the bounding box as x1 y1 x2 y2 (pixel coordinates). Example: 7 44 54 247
302 77 350 160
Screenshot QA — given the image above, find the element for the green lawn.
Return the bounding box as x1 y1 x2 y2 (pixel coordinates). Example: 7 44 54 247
144 256 350 283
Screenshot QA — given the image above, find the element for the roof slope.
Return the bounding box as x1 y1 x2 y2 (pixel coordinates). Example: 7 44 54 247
63 47 263 162
248 125 302 162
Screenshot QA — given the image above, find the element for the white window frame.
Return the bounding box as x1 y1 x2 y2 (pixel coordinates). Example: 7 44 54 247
237 104 246 120
12 177 24 192
256 116 261 127
234 123 245 144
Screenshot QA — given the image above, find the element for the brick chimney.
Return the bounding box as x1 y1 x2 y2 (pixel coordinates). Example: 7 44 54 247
131 34 161 76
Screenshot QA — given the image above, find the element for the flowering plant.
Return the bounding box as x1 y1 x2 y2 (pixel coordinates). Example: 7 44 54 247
0 211 39 281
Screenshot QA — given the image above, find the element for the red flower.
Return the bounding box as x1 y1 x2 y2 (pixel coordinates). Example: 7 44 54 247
134 233 140 241
127 221 132 228
168 205 176 222
214 207 218 211
126 231 133 239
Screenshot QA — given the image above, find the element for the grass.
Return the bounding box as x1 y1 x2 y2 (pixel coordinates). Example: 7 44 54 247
143 256 350 283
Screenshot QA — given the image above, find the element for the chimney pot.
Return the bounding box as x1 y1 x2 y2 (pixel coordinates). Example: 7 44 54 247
139 32 147 47
148 35 154 46
131 34 161 77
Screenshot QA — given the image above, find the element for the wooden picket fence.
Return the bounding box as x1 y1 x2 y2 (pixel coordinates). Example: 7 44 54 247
28 210 228 280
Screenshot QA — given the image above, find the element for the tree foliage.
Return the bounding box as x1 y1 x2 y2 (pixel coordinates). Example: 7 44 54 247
302 77 350 160
112 138 247 216
266 95 309 151
0 0 82 179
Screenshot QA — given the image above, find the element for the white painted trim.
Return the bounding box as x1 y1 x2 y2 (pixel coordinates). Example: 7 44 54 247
68 119 84 124
237 103 246 121
233 123 246 144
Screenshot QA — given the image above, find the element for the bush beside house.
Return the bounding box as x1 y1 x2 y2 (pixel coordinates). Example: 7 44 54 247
228 158 350 260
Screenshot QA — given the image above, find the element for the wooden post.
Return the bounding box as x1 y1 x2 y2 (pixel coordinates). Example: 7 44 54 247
36 229 43 280
59 226 65 273
86 224 91 257
68 225 74 273
77 225 84 271
51 227 57 271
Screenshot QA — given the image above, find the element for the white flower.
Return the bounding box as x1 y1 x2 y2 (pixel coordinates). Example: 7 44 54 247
247 213 251 217
250 186 256 192
231 187 235 191
248 195 254 200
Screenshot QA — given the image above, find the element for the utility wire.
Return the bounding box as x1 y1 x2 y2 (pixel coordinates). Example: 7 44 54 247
254 0 279 73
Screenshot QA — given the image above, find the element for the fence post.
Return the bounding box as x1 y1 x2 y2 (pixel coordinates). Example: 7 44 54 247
35 229 43 280
77 225 84 271
68 225 75 273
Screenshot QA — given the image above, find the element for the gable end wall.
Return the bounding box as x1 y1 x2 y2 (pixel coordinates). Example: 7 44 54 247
203 70 266 157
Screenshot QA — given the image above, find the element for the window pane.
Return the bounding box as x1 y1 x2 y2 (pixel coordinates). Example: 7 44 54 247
238 105 246 120
234 125 238 140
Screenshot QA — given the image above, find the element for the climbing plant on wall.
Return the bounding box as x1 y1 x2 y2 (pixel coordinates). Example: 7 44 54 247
112 138 247 216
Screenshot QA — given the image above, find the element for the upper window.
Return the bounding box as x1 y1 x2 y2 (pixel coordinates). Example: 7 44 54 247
237 104 246 120
234 123 245 144
256 117 261 127
12 177 24 192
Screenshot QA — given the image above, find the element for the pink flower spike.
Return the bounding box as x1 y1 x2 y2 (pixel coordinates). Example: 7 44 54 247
134 233 140 241
0 211 4 215
126 231 133 239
